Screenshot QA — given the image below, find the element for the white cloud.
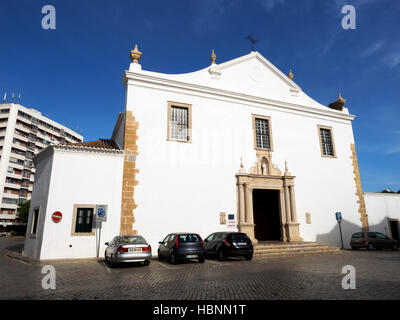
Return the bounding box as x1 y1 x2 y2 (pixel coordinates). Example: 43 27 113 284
261 0 285 12
384 52 400 68
361 40 385 58
386 148 400 155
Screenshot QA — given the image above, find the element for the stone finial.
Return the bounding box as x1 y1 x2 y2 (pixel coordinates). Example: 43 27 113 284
130 44 142 64
337 93 346 104
288 69 294 80
284 160 291 176
239 156 247 173
210 49 216 65
328 93 347 111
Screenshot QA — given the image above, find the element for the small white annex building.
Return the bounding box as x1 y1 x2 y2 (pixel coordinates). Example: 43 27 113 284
23 135 124 259
24 46 372 260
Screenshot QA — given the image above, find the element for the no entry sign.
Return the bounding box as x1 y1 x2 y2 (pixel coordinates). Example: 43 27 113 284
52 211 62 223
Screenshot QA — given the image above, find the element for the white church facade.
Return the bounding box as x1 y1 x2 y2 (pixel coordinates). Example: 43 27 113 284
23 46 370 260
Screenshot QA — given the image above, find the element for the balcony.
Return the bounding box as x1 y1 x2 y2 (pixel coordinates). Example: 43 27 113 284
2 192 19 199
1 203 18 210
4 182 21 189
12 142 27 152
14 132 29 142
15 123 31 134
6 172 22 180
0 213 16 220
10 151 25 161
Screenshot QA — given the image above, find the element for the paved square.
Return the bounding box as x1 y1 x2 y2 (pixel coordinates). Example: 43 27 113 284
1 238 399 300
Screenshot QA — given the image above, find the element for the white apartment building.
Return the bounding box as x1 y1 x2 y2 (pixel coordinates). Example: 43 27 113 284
0 102 83 226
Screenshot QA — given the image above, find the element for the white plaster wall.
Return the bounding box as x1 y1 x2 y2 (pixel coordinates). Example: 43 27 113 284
23 150 53 259
364 193 400 236
126 72 362 250
38 149 124 260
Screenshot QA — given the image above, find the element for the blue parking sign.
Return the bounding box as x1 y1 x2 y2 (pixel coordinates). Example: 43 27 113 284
98 207 105 217
335 212 342 222
96 205 107 222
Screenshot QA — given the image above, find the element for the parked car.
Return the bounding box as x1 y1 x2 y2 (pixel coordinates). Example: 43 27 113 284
104 235 151 267
350 232 399 251
204 232 253 261
158 233 205 264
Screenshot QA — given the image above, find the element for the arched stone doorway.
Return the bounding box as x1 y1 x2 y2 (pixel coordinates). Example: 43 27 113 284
236 151 303 244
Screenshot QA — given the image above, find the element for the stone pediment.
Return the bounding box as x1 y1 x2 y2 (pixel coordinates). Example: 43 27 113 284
208 51 302 100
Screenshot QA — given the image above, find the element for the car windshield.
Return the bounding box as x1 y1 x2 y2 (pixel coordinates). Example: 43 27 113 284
352 233 363 238
178 234 201 242
229 233 251 242
121 236 146 244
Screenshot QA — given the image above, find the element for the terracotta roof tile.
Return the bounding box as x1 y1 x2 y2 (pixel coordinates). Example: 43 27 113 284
64 139 120 150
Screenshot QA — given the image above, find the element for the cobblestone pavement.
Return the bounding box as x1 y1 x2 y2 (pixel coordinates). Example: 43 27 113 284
1 238 400 300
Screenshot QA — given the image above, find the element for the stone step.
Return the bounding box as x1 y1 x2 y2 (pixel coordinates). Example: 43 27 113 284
254 245 331 254
253 244 324 250
253 247 341 259
253 242 320 250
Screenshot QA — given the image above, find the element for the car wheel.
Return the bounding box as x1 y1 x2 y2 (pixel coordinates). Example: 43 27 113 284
198 257 205 263
367 243 375 251
351 247 359 250
392 244 399 251
170 253 177 265
244 254 253 261
109 254 116 268
217 249 225 261
104 250 109 263
144 260 150 266
157 250 162 261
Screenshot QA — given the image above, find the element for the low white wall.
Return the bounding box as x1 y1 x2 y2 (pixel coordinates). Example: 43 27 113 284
364 192 400 237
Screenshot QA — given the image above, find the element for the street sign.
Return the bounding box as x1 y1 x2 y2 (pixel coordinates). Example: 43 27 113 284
51 211 62 223
335 212 344 249
95 205 107 222
227 214 236 227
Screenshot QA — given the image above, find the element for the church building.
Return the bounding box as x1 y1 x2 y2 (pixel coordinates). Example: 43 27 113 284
23 46 369 260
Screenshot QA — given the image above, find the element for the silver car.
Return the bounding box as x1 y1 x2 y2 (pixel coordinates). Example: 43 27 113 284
104 235 151 267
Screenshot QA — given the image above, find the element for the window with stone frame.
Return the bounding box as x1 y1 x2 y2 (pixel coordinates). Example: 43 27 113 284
74 207 94 234
319 126 336 157
253 115 273 150
167 102 192 142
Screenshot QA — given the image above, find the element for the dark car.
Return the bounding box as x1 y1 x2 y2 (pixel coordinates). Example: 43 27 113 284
158 233 205 264
350 232 399 251
204 232 253 261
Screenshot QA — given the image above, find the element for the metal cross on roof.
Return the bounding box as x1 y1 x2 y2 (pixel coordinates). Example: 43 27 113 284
245 34 258 52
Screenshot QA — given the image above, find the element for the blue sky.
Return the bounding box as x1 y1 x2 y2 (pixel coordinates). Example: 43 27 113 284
0 0 399 192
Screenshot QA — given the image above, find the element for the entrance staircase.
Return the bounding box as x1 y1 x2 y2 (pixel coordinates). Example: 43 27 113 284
253 241 341 259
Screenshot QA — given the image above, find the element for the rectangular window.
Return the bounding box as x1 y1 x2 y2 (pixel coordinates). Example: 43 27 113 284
318 125 336 157
167 102 192 142
252 115 273 150
2 197 18 204
30 208 39 236
72 206 95 235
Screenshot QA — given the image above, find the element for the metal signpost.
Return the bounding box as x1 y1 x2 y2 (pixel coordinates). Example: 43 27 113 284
95 205 108 259
335 212 344 249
